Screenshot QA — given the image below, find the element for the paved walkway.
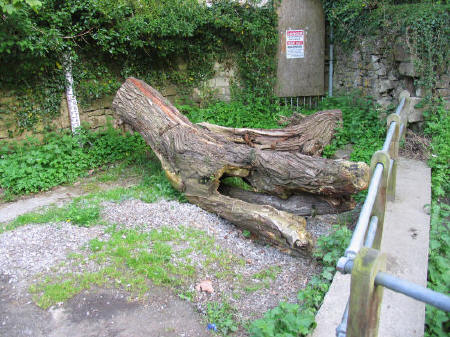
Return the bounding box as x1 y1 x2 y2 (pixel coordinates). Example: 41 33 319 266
311 158 431 337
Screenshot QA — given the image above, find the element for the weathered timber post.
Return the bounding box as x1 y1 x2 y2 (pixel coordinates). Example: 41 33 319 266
369 151 390 249
386 114 401 201
347 248 386 337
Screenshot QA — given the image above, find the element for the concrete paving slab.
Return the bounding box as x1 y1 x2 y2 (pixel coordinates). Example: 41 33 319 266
378 158 431 337
311 158 431 337
310 273 350 337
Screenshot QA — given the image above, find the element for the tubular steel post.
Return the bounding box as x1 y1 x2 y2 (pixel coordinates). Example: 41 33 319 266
347 248 386 337
386 114 401 201
369 151 390 249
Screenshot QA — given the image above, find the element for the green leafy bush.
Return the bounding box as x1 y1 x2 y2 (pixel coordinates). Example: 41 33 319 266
178 94 291 129
318 94 385 164
248 225 352 337
423 99 450 336
0 0 278 130
0 125 147 195
426 202 450 336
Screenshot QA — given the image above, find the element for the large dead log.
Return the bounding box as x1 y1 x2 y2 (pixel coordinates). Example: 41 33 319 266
112 78 369 255
219 185 355 216
199 109 341 156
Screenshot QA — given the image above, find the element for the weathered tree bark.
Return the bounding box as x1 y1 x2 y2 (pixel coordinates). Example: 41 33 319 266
113 78 369 255
219 185 355 216
199 109 341 156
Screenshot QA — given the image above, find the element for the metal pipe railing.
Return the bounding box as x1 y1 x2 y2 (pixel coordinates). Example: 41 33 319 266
382 122 396 152
336 216 378 336
334 94 450 336
343 164 383 259
333 95 450 336
336 301 349 337
364 216 379 248
375 272 450 312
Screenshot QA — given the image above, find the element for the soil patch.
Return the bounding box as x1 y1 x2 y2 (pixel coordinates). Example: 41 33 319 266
0 279 210 337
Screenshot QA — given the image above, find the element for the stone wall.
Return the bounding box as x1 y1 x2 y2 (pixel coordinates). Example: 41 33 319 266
0 61 236 141
332 35 449 124
0 94 119 141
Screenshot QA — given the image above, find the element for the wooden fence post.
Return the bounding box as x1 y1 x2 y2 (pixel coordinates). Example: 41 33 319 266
347 247 387 337
369 150 390 249
386 114 401 201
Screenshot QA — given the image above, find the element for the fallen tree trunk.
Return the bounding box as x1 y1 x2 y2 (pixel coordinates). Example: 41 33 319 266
219 185 355 216
199 109 341 156
113 78 369 255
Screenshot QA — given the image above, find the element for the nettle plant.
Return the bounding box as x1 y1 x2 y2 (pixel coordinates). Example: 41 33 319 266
0 0 278 132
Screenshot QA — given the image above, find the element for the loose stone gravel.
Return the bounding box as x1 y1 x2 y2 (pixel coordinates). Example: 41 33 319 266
0 223 104 293
102 199 321 321
0 197 334 326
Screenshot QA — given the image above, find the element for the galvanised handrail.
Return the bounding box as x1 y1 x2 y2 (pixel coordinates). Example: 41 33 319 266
333 96 450 337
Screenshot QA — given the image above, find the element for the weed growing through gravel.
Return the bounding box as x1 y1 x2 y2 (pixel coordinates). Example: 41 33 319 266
206 301 239 335
248 225 352 337
29 225 244 310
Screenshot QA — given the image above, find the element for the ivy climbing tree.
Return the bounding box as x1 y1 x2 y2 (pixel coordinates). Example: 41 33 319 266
0 0 278 132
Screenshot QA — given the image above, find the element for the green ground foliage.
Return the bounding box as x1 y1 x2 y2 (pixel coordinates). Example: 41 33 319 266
0 0 277 132
178 94 291 129
423 100 450 336
0 125 148 196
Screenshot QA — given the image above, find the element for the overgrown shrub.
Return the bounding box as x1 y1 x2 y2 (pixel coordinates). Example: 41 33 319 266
0 0 278 131
423 99 450 336
0 125 147 195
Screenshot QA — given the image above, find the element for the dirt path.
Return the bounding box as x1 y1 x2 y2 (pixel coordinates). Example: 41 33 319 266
0 277 210 337
0 176 138 223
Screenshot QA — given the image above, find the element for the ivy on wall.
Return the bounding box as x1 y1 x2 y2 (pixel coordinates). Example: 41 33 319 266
0 0 278 132
321 0 449 93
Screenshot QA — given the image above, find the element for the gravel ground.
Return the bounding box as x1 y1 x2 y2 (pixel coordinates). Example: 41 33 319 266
0 223 104 294
102 199 322 322
0 198 334 327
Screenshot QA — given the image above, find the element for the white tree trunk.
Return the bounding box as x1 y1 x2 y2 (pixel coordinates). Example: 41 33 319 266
64 53 80 133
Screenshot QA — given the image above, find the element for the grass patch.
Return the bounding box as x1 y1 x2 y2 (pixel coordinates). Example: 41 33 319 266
2 200 101 233
30 225 242 309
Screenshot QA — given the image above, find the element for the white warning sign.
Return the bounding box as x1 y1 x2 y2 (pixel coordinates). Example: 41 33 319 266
286 30 304 59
